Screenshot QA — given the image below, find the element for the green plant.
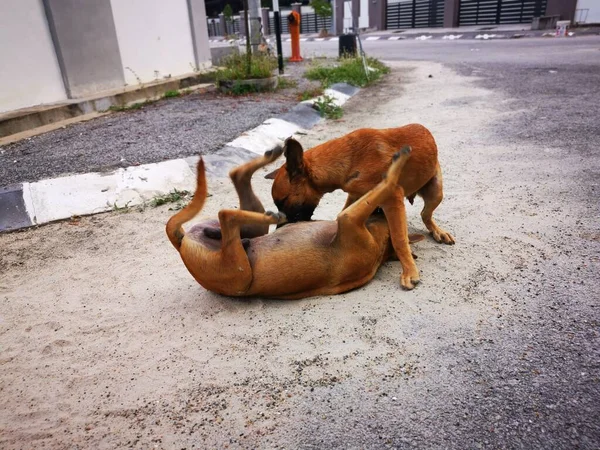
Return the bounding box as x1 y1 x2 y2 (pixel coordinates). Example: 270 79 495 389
223 3 233 21
108 101 148 112
111 200 133 213
313 95 343 120
297 87 324 101
310 0 332 18
163 90 181 98
305 57 390 88
148 189 191 208
277 77 298 90
216 51 277 81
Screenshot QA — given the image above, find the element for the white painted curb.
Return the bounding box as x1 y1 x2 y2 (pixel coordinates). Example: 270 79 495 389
2 83 360 231
227 118 306 155
302 88 352 108
25 159 195 224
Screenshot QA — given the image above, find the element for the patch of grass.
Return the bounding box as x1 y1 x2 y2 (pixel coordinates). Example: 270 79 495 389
277 77 298 90
148 189 191 208
109 101 148 112
111 200 133 213
106 190 195 214
305 56 390 88
313 95 343 120
227 82 262 96
163 90 181 98
216 51 278 82
297 87 324 101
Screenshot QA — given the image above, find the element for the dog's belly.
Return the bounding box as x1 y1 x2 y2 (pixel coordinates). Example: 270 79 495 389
244 221 382 297
247 221 337 254
186 219 221 251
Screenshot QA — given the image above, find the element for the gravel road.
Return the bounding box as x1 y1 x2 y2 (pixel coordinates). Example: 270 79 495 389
0 61 320 186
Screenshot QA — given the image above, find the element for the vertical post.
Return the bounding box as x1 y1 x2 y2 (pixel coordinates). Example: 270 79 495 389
496 0 502 25
288 10 303 62
335 0 344 35
291 3 303 33
351 0 360 31
273 0 284 74
243 0 251 77
219 13 227 36
443 0 460 28
249 0 262 53
240 10 247 36
412 0 416 28
331 0 337 35
261 8 271 35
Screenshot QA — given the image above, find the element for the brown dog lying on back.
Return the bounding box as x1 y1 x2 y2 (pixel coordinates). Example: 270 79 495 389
166 146 423 299
265 123 454 290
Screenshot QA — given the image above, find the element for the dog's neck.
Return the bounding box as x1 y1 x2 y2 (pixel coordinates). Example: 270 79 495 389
304 149 354 193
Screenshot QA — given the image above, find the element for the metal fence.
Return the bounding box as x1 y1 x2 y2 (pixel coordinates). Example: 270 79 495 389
268 14 290 34
458 0 547 26
300 13 333 33
207 17 241 37
209 11 332 37
386 0 445 30
207 18 219 37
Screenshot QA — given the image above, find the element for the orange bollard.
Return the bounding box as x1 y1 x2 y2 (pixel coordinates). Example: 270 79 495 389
288 11 303 62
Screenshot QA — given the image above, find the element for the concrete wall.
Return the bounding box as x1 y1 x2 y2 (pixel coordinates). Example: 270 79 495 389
187 0 213 70
43 0 125 98
110 0 198 86
0 0 67 113
576 0 600 23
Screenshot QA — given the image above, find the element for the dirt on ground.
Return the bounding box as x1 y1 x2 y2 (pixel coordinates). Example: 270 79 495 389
1 61 598 449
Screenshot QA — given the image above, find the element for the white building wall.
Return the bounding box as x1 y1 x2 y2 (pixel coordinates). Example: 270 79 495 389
0 0 67 114
576 0 600 23
110 0 197 86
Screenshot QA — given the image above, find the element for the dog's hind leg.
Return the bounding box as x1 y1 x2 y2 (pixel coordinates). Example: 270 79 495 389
419 165 455 245
338 147 412 227
382 195 420 290
215 209 286 294
204 147 285 241
341 194 359 211
337 148 420 290
219 209 287 251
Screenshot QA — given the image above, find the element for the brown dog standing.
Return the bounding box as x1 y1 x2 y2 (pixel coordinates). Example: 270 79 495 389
266 123 454 290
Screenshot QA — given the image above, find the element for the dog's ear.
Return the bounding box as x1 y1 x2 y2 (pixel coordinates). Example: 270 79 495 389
264 168 280 180
408 234 425 244
284 137 305 179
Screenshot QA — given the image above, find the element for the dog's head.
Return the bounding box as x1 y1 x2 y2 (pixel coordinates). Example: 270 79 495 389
265 137 322 224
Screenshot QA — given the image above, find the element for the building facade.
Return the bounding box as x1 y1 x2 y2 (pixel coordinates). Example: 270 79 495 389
0 0 211 114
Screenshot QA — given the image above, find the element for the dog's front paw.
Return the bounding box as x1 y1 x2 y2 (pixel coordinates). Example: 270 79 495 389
431 228 455 245
265 211 287 224
265 145 284 161
400 268 420 290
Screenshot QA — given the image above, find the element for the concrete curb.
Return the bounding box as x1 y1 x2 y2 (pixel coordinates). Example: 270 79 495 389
0 83 359 233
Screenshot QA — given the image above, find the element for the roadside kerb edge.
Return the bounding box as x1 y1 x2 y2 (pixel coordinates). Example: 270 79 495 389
0 83 359 232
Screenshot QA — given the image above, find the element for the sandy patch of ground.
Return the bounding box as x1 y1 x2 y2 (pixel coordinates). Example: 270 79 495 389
1 61 598 449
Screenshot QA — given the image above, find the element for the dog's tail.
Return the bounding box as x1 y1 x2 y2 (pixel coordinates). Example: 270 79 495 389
166 158 208 250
